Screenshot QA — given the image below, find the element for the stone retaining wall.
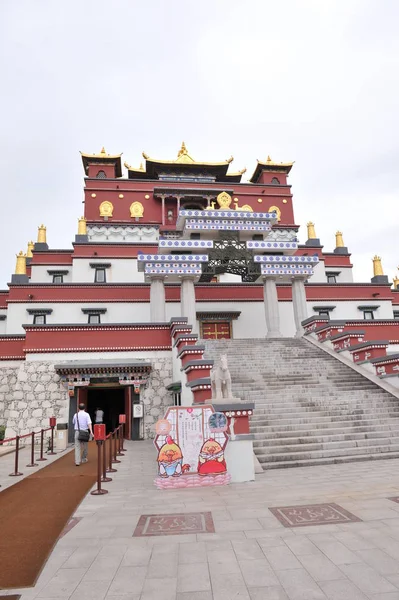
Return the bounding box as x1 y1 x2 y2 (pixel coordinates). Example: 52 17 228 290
0 357 174 440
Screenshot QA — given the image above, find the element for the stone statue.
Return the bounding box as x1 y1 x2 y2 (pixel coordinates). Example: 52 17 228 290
211 354 232 402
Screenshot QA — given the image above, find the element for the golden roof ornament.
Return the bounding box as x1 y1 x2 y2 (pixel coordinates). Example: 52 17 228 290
217 191 232 210
26 241 34 258
335 231 345 247
15 251 27 275
307 222 317 240
37 224 47 244
373 255 384 277
78 216 87 235
393 274 399 289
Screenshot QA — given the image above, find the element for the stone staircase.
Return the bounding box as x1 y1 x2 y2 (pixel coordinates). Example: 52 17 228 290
203 338 399 469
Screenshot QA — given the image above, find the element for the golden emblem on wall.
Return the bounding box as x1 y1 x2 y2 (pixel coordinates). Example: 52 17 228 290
99 201 114 217
130 201 144 218
216 191 232 209
268 205 281 221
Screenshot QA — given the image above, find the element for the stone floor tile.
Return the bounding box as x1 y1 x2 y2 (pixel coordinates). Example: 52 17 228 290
213 588 251 600
262 546 302 570
120 546 152 566
140 577 177 600
232 540 264 560
249 587 290 600
178 541 207 564
319 579 370 599
177 563 211 593
298 553 346 582
283 536 319 556
368 593 399 599
83 555 122 582
207 548 237 565
209 559 240 576
239 559 280 587
216 519 263 532
339 563 397 595
276 568 328 600
69 580 108 600
332 531 377 551
210 570 246 590
146 553 178 579
34 568 87 598
107 566 147 596
356 548 399 575
176 592 213 600
312 541 363 565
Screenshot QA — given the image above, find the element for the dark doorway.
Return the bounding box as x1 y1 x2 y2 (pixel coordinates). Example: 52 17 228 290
87 387 125 434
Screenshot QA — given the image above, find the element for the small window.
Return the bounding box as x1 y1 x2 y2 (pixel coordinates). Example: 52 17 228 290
96 170 106 179
88 313 101 324
394 311 399 320
318 310 330 318
271 177 280 184
52 274 63 284
363 310 375 320
95 268 106 283
33 314 46 325
327 274 337 284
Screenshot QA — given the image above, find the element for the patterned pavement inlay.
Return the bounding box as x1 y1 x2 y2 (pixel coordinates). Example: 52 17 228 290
133 512 215 537
269 503 362 528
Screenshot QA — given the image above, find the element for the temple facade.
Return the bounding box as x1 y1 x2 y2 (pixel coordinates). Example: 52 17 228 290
0 144 398 441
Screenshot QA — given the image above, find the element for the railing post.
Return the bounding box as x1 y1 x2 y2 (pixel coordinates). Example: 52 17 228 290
37 429 47 461
101 435 112 482
48 418 56 455
112 430 121 464
121 423 126 452
9 436 23 477
90 441 108 496
26 431 38 467
106 435 117 473
117 425 124 457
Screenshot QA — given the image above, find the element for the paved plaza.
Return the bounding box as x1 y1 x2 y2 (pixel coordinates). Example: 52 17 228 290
4 443 399 599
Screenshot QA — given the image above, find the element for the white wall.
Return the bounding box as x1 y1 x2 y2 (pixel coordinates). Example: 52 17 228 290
26 350 171 362
72 258 144 283
29 266 73 283
310 261 353 283
307 300 394 321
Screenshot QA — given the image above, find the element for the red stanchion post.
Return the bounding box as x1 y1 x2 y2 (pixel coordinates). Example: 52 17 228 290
91 425 108 496
37 429 47 461
119 414 126 452
48 417 56 455
117 425 124 457
112 430 121 464
106 435 117 473
26 431 38 467
101 433 112 483
9 435 23 477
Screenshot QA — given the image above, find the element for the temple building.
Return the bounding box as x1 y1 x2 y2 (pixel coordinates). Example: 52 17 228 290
0 143 398 453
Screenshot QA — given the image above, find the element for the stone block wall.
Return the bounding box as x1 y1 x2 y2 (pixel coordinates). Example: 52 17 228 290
142 357 174 439
0 357 175 441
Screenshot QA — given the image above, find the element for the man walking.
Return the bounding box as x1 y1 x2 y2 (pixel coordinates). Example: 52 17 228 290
73 403 94 466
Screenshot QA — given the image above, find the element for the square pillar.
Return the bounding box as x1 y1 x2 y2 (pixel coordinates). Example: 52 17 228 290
292 277 308 337
150 276 166 322
263 277 281 337
181 276 198 333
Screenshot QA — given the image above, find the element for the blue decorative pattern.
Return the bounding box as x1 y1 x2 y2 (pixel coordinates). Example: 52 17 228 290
158 239 214 248
247 241 298 250
138 254 208 262
254 255 318 264
260 266 314 276
179 210 277 220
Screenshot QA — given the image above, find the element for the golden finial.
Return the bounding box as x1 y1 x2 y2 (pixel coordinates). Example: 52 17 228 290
26 241 34 258
373 255 384 277
178 141 188 158
393 274 399 289
307 222 317 239
78 216 87 235
266 155 272 162
15 251 27 275
100 147 106 154
139 162 144 171
335 231 344 247
37 224 47 244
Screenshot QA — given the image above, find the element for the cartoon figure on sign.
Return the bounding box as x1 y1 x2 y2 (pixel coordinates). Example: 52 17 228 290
157 436 189 478
198 438 227 476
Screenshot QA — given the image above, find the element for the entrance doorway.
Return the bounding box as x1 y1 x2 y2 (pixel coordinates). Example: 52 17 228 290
87 387 125 435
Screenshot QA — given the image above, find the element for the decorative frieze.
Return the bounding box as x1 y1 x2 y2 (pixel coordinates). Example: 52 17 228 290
87 225 159 243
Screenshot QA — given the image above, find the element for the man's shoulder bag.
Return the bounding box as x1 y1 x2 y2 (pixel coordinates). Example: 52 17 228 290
76 413 90 442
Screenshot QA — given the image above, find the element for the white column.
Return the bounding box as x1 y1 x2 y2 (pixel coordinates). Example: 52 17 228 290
181 276 197 332
292 277 308 337
150 276 166 322
263 277 281 337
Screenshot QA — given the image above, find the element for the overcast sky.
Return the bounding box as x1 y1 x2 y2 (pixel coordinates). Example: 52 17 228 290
0 0 398 288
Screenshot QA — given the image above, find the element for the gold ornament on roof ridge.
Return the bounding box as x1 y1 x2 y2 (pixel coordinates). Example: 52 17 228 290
27 241 34 258
217 191 232 209
269 206 281 221
372 255 384 276
335 231 345 247
307 222 317 239
37 224 47 243
78 216 87 235
15 251 27 275
393 274 399 289
142 144 234 167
